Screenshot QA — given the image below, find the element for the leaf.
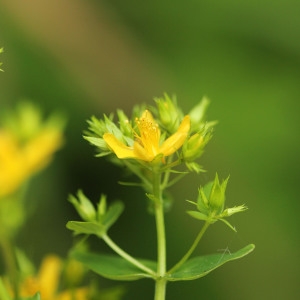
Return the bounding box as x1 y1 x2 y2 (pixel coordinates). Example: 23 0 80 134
70 251 156 281
167 244 255 281
0 278 11 300
102 201 124 230
66 221 105 237
187 210 209 221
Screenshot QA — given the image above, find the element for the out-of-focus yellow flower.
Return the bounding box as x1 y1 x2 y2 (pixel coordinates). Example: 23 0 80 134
0 103 64 198
0 128 63 198
103 110 190 162
6 255 89 300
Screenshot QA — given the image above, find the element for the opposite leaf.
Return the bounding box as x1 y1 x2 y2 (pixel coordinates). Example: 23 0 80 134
70 251 156 281
66 221 105 237
167 244 255 281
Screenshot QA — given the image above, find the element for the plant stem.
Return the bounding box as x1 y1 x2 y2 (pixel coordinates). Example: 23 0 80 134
0 235 19 299
102 234 156 277
167 220 210 274
152 170 167 300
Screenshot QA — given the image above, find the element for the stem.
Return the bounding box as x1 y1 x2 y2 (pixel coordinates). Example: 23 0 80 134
102 234 156 277
152 170 167 300
168 220 210 274
0 235 19 299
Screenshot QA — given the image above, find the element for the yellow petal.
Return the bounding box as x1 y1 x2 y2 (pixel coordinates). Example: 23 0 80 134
103 133 137 159
38 255 62 300
160 115 190 156
57 287 89 300
133 141 154 161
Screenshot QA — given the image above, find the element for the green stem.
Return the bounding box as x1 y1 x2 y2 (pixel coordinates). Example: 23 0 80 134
168 220 210 274
0 235 19 299
102 234 156 278
152 169 167 300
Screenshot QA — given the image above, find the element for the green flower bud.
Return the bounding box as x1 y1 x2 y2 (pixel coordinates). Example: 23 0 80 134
188 97 210 132
154 93 183 133
183 133 204 161
209 174 229 213
69 190 96 222
117 109 132 137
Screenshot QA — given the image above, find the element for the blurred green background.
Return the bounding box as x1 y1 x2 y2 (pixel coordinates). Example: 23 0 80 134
1 0 299 299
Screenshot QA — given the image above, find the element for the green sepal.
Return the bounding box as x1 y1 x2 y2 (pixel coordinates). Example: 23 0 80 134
218 218 237 232
167 244 255 281
70 251 156 281
185 161 205 173
83 136 108 150
188 97 210 132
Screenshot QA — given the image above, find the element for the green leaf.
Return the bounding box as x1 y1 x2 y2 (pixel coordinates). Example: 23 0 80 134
71 251 156 281
66 221 105 236
102 201 124 230
0 278 11 300
167 244 255 281
187 210 209 221
26 293 41 300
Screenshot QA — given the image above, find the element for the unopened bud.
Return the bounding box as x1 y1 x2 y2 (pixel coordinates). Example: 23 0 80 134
209 174 229 213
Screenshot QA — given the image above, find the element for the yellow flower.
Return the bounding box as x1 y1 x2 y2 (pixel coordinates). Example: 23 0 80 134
103 110 190 162
4 255 89 300
0 128 63 198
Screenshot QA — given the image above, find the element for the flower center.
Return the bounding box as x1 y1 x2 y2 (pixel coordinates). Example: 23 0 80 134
135 110 160 156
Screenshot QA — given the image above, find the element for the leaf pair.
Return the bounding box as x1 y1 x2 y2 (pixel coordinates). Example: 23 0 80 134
70 244 255 282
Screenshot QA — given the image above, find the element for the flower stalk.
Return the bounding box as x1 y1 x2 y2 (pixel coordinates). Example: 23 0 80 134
102 234 156 277
152 169 167 300
168 220 210 274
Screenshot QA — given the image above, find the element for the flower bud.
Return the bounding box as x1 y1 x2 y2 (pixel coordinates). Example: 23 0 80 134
117 109 132 137
209 174 229 213
182 133 204 161
69 190 96 222
188 97 210 131
154 93 183 133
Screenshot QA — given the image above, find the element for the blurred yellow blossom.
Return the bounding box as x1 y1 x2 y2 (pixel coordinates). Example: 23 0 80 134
0 102 64 198
103 110 190 162
4 255 89 300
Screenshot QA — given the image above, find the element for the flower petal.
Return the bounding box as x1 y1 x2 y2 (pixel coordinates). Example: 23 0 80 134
103 133 137 159
160 115 190 156
133 141 154 161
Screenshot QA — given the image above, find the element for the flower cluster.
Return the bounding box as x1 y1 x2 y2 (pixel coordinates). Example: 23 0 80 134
85 94 214 173
67 94 253 300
